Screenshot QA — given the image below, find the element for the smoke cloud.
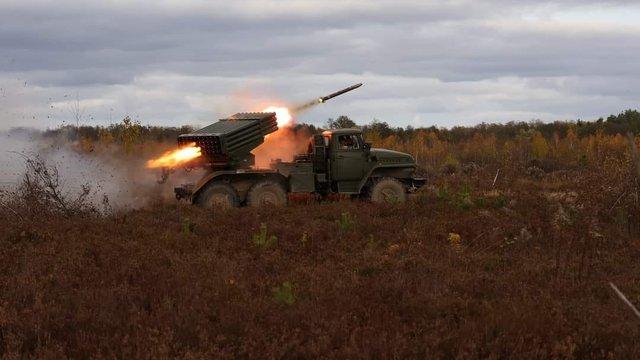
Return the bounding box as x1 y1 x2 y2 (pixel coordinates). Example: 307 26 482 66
0 129 199 211
253 126 311 168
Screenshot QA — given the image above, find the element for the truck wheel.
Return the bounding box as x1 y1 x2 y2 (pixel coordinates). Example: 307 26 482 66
247 180 288 207
197 182 240 209
369 178 406 204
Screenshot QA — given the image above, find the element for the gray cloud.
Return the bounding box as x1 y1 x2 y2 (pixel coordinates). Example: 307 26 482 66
0 0 639 129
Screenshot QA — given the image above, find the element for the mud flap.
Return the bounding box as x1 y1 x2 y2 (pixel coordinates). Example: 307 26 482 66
174 183 194 200
408 177 426 192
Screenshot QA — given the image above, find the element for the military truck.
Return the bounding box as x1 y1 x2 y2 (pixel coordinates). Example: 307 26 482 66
173 112 425 208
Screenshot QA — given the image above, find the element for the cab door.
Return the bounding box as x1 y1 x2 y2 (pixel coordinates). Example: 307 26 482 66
331 134 366 183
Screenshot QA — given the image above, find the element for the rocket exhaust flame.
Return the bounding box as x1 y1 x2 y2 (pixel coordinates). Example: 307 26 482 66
253 106 301 167
262 106 293 127
146 143 202 169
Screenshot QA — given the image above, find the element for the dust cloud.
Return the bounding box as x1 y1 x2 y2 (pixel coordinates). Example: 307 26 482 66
0 129 200 210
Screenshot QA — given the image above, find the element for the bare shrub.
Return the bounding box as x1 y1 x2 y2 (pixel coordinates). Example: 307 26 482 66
3 154 98 219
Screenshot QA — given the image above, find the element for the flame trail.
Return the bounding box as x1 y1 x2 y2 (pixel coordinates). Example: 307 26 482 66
146 143 202 169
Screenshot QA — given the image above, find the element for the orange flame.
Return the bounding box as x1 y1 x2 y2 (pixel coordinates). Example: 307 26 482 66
263 106 293 128
250 105 309 168
146 142 202 169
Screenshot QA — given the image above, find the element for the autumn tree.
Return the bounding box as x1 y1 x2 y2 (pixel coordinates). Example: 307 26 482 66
326 115 357 129
116 116 142 154
531 131 549 159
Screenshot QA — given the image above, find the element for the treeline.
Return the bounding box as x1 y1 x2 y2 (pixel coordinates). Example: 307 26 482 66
13 108 637 173
359 109 640 144
35 109 640 146
41 116 194 143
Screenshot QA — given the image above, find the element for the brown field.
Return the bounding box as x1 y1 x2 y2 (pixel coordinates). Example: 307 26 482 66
2 123 640 358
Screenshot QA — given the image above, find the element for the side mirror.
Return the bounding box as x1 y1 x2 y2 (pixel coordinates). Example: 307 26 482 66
363 142 371 154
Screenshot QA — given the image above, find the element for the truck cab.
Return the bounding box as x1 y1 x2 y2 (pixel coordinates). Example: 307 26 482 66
327 129 369 188
274 128 424 199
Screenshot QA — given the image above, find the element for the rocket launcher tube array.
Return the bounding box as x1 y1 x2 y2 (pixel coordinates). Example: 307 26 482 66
177 112 279 163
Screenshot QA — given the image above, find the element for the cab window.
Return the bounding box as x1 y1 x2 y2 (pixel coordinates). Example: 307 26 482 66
337 134 360 150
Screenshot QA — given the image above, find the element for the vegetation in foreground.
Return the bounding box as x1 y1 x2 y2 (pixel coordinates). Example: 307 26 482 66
1 156 640 357
2 111 640 357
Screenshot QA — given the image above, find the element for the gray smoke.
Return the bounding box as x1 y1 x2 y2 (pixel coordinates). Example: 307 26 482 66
0 129 200 211
0 129 40 190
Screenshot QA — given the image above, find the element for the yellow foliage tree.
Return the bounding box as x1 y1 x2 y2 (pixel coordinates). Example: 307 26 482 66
117 116 142 154
99 128 114 146
365 130 383 148
531 131 549 159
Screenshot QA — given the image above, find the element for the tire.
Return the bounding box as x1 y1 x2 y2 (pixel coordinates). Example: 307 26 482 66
196 182 240 209
369 177 407 204
246 179 288 207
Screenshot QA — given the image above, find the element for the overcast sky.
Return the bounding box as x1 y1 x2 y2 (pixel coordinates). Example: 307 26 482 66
1 0 639 129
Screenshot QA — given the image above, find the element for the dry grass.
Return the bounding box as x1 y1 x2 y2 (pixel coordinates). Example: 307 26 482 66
1 162 640 358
